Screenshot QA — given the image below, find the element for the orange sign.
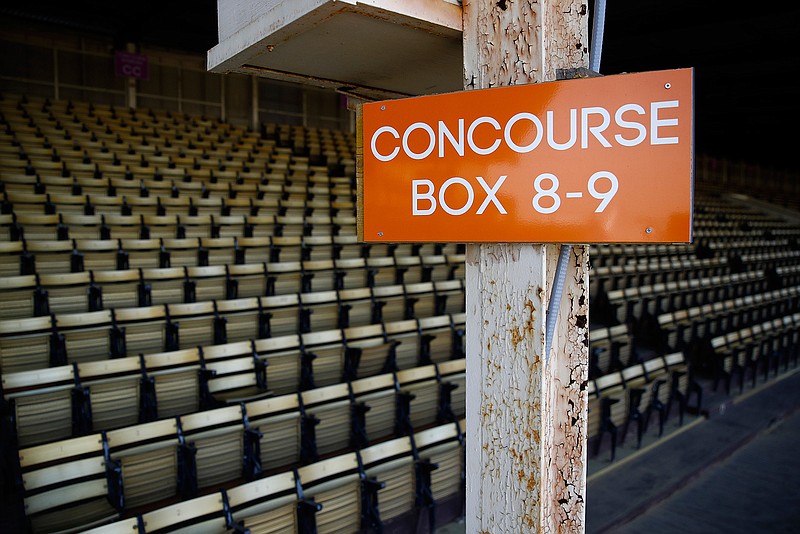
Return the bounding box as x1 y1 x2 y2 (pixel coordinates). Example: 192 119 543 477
358 68 694 243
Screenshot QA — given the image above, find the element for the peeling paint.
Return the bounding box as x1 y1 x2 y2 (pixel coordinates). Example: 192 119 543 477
464 1 588 532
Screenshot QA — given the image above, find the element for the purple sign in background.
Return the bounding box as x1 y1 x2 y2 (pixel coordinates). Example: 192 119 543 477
115 51 149 80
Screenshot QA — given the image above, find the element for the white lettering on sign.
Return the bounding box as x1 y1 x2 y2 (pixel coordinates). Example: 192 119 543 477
533 173 561 214
412 175 509 216
580 107 612 149
413 171 619 216
371 126 400 162
402 122 436 159
546 109 576 150
440 177 474 215
506 112 544 153
438 119 465 157
370 100 682 162
529 171 619 214
411 179 436 215
476 175 507 214
614 104 647 146
467 117 502 155
651 100 680 145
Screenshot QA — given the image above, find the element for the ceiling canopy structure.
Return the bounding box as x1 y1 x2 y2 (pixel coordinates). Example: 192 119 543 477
207 0 464 101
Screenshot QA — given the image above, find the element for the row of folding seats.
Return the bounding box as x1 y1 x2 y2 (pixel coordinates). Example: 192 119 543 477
0 236 461 278
695 228 800 243
0 121 327 152
1 212 357 244
1 154 345 192
2 143 352 184
694 216 799 233
588 323 635 379
694 192 799 262
0 148 342 176
740 250 800 272
0 208 360 242
17 98 356 153
1 189 354 218
658 286 800 355
4 323 464 528
694 198 772 218
0 254 466 319
1 312 465 446
3 121 327 155
0 282 465 374
601 270 769 328
6 123 280 150
2 125 262 156
774 263 800 286
706 237 797 257
0 145 340 175
4 95 352 146
590 255 731 300
1 134 352 187
694 218 774 234
0 170 353 202
589 243 695 268
710 312 800 394
20 356 463 487
588 352 701 462
267 122 355 155
3 103 354 169
17 416 464 534
3 135 341 161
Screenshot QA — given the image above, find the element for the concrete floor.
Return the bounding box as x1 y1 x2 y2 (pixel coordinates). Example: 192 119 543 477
587 366 800 534
614 408 800 534
441 364 800 533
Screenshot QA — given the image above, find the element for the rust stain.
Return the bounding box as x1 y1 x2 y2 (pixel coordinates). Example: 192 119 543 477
522 514 535 528
510 327 524 349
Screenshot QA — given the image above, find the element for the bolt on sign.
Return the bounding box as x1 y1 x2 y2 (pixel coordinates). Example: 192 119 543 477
358 68 694 243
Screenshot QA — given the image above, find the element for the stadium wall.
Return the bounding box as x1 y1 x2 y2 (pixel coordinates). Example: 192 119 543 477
0 25 353 132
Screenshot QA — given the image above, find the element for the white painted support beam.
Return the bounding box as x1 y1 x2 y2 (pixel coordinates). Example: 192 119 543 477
125 42 137 109
209 0 463 100
463 1 590 532
251 75 259 130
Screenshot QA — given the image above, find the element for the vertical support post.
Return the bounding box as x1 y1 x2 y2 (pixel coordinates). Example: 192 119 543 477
220 76 227 123
463 1 590 532
251 75 259 130
125 43 137 109
53 47 59 101
177 64 183 113
302 92 309 128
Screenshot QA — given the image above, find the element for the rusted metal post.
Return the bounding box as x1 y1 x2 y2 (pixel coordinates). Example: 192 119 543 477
463 1 590 532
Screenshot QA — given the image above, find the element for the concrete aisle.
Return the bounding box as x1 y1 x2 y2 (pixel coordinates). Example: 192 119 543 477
586 367 800 534
613 407 800 533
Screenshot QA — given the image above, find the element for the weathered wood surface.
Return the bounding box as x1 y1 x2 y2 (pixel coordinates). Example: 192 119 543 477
463 1 590 532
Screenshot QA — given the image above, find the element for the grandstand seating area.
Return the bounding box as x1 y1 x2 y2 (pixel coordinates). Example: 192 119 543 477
0 93 798 533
